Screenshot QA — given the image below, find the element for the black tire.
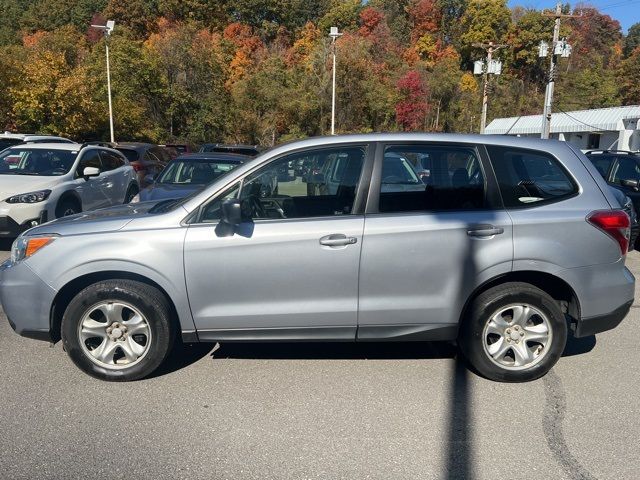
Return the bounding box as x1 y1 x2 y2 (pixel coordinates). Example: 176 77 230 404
55 198 80 218
61 280 174 382
124 184 139 204
458 282 567 382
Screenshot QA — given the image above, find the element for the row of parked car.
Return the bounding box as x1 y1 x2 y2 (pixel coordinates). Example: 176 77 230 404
0 131 260 237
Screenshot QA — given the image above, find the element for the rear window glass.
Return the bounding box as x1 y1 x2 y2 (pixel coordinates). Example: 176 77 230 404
117 148 139 162
586 155 615 178
487 146 577 208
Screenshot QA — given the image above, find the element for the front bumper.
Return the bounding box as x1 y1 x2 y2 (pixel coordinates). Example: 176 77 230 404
0 211 48 238
0 259 57 341
574 300 633 337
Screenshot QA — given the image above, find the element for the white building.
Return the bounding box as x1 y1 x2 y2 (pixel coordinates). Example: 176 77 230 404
484 105 640 151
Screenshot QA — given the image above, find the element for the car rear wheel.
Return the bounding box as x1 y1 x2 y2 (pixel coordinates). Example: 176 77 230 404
61 280 174 381
458 282 567 382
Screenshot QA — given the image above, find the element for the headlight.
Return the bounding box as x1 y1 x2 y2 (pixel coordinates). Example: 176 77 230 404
11 236 56 263
6 190 52 204
130 194 140 203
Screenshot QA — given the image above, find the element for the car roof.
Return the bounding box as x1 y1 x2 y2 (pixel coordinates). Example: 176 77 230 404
3 142 83 151
174 152 247 162
0 133 72 141
116 142 156 151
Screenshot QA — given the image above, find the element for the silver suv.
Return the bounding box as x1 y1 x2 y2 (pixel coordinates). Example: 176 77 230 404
0 134 634 382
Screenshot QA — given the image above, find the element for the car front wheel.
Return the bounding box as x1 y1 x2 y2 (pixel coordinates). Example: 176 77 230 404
61 280 174 381
459 282 567 382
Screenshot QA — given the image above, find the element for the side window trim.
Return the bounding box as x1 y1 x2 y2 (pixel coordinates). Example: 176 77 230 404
365 141 500 214
188 142 375 224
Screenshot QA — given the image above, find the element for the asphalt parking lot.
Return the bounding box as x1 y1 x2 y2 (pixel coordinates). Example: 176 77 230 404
1 245 639 480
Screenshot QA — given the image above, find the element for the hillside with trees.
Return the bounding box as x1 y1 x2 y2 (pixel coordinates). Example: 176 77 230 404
0 0 638 145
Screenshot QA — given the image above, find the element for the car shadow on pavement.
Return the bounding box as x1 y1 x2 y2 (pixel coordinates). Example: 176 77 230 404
148 341 217 379
211 340 458 360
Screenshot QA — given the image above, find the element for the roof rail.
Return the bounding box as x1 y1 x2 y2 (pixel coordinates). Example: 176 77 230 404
586 149 637 155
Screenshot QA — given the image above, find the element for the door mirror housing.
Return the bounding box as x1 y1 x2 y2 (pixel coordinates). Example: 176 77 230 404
620 178 639 191
143 173 157 185
83 166 100 179
215 198 243 237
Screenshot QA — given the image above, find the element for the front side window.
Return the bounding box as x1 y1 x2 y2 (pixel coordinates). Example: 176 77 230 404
611 157 640 185
379 145 486 213
587 155 615 178
199 146 366 222
77 150 102 176
0 148 78 176
487 145 577 207
158 160 239 185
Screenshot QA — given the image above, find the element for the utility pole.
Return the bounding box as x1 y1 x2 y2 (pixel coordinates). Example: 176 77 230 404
540 2 576 139
472 42 508 134
329 26 343 135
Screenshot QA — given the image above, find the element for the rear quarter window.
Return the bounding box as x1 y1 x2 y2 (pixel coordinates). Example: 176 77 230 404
486 145 578 208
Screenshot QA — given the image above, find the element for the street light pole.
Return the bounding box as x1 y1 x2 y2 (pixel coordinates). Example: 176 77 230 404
329 27 342 136
91 20 115 143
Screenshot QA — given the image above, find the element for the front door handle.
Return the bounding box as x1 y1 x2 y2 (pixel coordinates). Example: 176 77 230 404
319 234 358 247
467 224 504 237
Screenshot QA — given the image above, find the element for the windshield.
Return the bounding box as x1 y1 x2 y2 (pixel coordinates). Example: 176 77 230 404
0 139 22 151
0 147 77 176
157 160 240 185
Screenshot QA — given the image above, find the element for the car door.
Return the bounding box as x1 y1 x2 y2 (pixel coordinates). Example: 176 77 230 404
99 150 128 204
356 142 513 339
183 144 372 340
74 149 105 211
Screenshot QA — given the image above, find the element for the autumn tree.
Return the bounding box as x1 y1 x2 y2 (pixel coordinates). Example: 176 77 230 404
395 70 429 131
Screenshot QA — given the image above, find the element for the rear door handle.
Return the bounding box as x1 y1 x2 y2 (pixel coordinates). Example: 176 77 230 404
319 234 358 247
467 225 504 237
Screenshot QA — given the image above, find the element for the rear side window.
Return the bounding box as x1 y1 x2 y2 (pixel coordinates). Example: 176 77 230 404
487 146 577 208
117 148 139 162
379 145 486 213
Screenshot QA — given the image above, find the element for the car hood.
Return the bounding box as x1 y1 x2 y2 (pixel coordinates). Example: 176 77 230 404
140 183 205 202
25 202 164 236
0 174 59 200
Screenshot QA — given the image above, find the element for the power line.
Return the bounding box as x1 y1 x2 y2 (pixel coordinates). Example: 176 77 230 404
554 105 608 132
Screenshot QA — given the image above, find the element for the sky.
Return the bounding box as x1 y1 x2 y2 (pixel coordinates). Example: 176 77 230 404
508 0 640 32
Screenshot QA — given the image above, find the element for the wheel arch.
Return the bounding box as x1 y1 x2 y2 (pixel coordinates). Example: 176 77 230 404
50 271 184 343
56 190 82 212
458 270 581 336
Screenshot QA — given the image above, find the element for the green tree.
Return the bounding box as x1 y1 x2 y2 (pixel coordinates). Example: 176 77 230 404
619 48 640 104
623 23 640 58
318 0 362 33
458 0 511 63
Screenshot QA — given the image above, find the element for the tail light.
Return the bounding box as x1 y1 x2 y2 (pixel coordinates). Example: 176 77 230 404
587 210 630 255
131 162 144 172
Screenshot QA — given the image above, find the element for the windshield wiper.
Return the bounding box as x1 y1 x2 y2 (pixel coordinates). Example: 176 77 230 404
13 171 41 176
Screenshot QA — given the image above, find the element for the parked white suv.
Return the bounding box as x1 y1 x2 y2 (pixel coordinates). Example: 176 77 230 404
0 143 139 237
0 132 74 151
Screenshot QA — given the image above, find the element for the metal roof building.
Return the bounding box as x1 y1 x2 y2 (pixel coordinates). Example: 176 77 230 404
484 105 640 151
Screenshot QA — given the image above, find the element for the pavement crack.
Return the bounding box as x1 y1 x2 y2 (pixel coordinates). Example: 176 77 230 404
542 369 598 480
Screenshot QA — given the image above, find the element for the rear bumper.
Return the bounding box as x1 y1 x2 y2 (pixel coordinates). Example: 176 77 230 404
574 300 633 337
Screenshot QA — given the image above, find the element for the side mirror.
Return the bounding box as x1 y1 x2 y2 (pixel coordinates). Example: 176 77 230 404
215 198 243 237
83 166 100 179
143 173 156 185
621 179 639 191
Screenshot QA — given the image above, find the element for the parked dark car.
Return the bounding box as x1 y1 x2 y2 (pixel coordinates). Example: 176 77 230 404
132 153 246 203
199 143 261 157
584 149 640 248
115 142 172 187
160 143 192 155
